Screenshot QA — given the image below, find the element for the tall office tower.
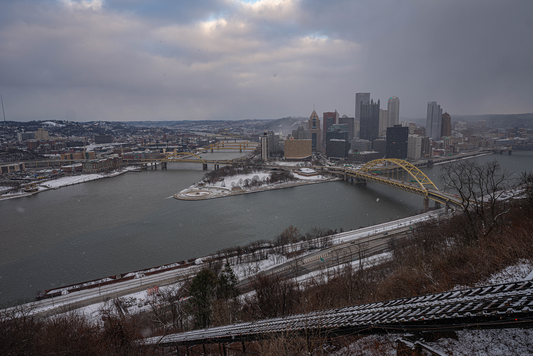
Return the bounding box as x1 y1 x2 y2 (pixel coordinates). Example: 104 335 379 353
322 110 339 143
421 136 431 157
260 131 279 159
379 109 388 136
426 101 443 140
355 93 370 121
359 99 380 142
307 110 322 152
260 132 270 160
441 112 452 137
386 125 409 159
387 96 400 127
407 134 422 160
339 115 355 141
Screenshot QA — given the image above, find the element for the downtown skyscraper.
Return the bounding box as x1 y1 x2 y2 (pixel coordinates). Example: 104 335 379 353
355 93 370 121
360 99 380 142
426 101 443 140
387 96 400 127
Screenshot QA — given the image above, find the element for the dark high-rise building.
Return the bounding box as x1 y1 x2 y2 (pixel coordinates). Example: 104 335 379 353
355 93 370 122
441 112 452 137
326 139 349 159
322 110 339 143
386 125 409 159
326 125 349 159
421 136 431 157
339 115 355 141
359 99 380 142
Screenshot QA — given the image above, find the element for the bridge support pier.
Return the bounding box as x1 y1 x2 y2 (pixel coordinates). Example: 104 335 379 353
423 197 429 212
435 201 441 209
203 163 208 170
162 162 167 170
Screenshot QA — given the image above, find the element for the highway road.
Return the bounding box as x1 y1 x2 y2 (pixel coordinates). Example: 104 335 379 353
238 225 415 290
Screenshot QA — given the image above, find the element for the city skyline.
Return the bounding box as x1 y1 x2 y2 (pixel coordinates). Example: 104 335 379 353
0 0 532 122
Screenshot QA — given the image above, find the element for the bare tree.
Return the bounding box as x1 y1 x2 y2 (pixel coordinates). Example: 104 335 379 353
440 159 514 241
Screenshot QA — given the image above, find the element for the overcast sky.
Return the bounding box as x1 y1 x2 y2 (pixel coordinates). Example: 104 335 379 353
1 0 532 122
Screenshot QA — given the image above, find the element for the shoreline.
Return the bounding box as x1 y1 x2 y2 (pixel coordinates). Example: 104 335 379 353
174 175 340 200
20 208 445 308
0 151 493 202
0 167 138 201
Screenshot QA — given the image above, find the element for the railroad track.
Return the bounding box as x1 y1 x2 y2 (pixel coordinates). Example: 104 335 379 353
143 279 533 347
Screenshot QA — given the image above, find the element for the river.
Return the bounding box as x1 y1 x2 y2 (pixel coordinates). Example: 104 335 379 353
1 151 532 306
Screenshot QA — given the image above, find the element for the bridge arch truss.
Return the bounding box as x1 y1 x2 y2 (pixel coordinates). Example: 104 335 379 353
345 159 462 208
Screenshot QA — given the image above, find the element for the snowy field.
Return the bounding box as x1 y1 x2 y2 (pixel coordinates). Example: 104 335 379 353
0 166 138 199
175 170 337 200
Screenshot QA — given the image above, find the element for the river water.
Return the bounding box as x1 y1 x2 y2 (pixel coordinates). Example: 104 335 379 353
1 151 533 305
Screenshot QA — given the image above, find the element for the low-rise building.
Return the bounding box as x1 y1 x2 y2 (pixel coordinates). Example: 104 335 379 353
0 162 25 174
284 139 312 160
82 155 122 173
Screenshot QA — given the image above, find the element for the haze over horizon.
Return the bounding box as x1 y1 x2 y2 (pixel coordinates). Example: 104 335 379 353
1 0 532 122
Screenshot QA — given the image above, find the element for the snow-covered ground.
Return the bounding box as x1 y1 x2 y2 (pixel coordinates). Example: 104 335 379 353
175 170 337 200
0 166 139 199
329 260 533 356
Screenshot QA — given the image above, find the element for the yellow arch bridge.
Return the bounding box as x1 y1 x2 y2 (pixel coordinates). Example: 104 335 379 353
339 158 463 211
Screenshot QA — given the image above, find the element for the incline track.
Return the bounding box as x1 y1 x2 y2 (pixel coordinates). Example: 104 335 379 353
143 280 533 347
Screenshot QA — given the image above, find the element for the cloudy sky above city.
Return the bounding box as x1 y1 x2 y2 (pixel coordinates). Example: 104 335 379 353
1 0 532 122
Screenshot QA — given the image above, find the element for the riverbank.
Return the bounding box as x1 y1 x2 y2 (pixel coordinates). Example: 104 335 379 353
12 209 445 314
174 170 339 200
0 166 139 201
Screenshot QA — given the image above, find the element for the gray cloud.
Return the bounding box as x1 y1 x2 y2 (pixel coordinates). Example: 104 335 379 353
0 0 532 122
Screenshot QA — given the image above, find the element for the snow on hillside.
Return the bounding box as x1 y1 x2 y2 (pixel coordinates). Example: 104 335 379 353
330 259 533 356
